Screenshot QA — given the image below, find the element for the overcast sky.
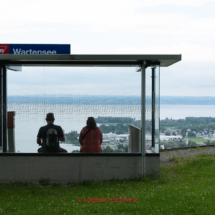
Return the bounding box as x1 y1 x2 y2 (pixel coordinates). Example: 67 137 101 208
2 0 215 96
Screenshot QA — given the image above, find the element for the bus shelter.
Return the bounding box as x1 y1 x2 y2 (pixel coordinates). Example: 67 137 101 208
0 53 181 182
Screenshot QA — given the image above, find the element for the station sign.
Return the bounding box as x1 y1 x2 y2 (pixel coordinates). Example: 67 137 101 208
0 44 70 55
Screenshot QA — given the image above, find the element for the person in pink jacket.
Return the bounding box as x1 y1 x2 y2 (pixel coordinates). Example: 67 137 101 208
79 117 102 153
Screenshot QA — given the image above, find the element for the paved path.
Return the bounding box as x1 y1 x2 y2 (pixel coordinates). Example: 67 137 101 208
160 147 215 165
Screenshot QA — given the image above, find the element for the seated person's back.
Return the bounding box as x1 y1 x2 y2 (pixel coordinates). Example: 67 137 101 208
37 113 67 153
79 117 102 153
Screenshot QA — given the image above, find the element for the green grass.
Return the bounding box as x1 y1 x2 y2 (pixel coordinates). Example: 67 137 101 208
188 137 207 143
0 154 215 214
102 143 112 145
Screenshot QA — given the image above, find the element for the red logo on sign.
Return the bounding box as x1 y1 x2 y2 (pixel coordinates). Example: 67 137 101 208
0 44 9 54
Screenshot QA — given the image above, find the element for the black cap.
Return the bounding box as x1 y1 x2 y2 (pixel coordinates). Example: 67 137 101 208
46 113 54 120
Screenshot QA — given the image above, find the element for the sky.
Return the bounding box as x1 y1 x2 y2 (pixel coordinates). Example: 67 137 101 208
2 0 215 96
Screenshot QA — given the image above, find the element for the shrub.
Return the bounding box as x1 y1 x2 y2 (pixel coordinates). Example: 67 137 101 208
39 178 50 186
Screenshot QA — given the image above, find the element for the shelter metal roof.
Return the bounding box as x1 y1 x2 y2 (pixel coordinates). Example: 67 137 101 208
0 54 181 67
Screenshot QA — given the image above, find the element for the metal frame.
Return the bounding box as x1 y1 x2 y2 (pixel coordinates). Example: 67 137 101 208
0 66 7 152
0 54 181 67
0 67 2 150
3 66 7 152
141 62 146 176
152 67 156 148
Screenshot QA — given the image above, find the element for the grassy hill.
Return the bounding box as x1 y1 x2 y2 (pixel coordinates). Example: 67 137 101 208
0 152 214 214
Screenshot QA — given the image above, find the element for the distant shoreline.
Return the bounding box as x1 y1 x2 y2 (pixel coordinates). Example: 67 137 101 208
7 95 215 105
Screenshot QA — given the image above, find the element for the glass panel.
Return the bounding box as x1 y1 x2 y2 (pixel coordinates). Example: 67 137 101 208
154 66 160 153
145 66 160 153
7 66 141 153
145 67 152 152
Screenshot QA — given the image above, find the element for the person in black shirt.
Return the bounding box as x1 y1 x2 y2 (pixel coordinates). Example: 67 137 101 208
37 113 67 153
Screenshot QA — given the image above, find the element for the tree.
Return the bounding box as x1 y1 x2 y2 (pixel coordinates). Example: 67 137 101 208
99 123 128 134
204 140 215 146
113 149 123 153
187 140 197 147
118 144 125 150
72 150 80 153
65 131 79 145
172 132 176 136
102 146 113 153
124 145 128 152
119 139 125 143
181 128 187 138
165 132 171 136
188 131 196 137
179 142 186 148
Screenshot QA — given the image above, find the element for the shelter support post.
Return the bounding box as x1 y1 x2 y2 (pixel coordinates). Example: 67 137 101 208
144 65 160 178
152 67 155 148
0 66 7 152
0 67 2 152
141 62 146 176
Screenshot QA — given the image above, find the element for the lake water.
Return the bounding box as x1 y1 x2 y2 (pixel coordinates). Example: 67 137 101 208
7 104 215 152
160 105 215 119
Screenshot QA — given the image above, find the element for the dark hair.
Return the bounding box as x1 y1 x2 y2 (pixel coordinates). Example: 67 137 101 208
86 117 97 129
46 113 55 121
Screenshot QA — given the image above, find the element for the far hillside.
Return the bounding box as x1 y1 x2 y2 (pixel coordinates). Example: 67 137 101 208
95 117 134 124
7 95 215 105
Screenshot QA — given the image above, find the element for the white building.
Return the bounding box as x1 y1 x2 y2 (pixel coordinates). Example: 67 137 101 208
103 132 118 138
160 135 182 141
117 134 129 140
